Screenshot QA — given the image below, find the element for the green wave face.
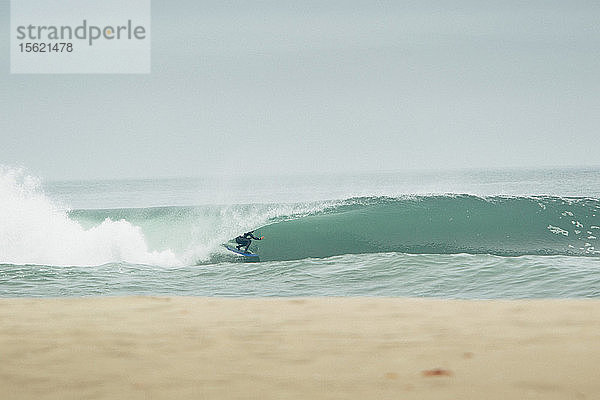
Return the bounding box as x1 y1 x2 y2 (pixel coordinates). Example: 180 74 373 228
252 196 600 261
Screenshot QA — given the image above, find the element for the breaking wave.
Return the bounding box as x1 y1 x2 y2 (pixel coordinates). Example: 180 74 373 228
1 167 599 266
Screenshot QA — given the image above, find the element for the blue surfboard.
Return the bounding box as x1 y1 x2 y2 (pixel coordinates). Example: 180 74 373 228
223 244 260 258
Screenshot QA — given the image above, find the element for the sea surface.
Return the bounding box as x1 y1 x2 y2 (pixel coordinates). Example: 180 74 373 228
1 166 599 298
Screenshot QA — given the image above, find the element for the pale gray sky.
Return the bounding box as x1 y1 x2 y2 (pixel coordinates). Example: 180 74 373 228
1 1 599 180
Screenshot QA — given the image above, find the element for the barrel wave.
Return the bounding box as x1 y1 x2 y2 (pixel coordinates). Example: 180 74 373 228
2 165 599 266
252 196 600 261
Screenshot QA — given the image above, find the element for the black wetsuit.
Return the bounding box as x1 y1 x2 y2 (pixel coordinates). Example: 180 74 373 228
235 231 261 252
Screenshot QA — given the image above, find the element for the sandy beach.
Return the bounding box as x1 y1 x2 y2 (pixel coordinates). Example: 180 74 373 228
1 297 598 399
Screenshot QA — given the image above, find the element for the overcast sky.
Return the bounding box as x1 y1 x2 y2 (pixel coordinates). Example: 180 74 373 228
1 0 599 180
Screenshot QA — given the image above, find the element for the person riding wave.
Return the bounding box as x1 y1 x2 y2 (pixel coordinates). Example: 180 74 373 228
235 231 262 253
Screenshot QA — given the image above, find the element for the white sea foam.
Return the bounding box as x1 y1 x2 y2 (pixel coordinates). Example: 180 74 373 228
0 167 180 266
547 225 569 236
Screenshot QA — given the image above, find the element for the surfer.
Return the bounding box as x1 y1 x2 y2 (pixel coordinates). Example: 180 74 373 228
235 231 262 253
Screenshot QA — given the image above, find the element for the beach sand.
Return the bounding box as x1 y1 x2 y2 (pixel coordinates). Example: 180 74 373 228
1 297 598 399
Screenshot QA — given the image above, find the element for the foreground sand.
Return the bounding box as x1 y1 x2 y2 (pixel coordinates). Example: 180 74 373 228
1 297 599 399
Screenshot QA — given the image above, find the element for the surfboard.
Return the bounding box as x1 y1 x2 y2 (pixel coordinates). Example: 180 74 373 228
223 243 260 258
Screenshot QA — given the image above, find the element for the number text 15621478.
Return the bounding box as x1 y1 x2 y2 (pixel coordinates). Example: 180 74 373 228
19 43 73 53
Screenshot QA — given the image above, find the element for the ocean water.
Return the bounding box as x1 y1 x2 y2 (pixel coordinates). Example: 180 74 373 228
1 166 599 298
